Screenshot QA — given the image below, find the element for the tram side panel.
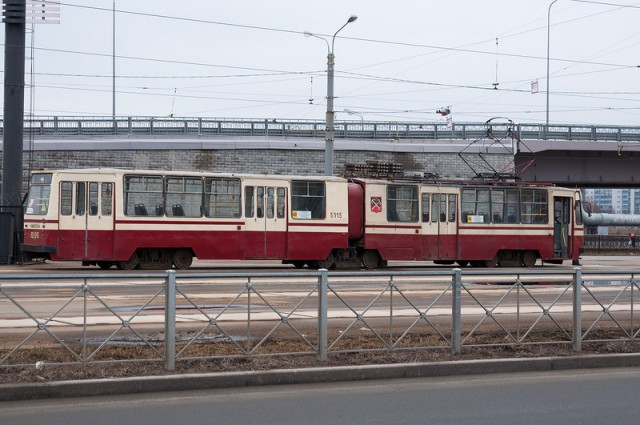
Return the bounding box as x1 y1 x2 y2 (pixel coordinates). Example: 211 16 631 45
23 172 62 260
285 179 350 262
358 180 423 261
23 171 118 262
456 186 583 264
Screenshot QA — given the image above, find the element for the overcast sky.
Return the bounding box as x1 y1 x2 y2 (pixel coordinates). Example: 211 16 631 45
5 0 640 126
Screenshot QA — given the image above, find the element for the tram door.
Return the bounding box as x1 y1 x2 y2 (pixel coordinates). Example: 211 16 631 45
553 197 571 258
422 191 458 260
57 180 114 260
244 186 287 259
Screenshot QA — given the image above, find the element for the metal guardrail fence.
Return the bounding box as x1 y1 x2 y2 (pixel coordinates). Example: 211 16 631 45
0 268 638 371
10 116 640 141
584 235 640 253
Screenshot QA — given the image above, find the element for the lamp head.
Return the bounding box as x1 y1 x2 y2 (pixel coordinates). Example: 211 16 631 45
347 15 358 23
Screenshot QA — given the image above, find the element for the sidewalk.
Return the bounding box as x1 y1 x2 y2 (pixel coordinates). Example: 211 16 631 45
2 353 640 402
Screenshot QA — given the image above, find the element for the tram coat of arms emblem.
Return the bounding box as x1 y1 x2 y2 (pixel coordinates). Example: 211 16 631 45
370 196 382 213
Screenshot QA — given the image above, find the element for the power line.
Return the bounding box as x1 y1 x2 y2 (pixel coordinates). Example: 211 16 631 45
54 2 639 70
571 0 640 8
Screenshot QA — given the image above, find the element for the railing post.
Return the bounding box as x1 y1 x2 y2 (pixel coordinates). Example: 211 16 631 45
573 267 582 352
164 269 176 371
317 268 329 362
452 268 462 354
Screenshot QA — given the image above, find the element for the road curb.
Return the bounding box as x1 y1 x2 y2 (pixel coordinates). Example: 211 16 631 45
2 353 640 402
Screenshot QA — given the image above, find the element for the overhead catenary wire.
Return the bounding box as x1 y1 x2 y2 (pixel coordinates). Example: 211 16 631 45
15 0 640 122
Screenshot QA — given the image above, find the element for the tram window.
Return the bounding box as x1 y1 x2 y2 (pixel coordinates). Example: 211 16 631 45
124 175 163 216
60 182 73 216
431 194 438 223
489 189 520 224
76 182 86 216
245 186 254 218
387 185 418 223
421 193 429 222
266 188 275 219
555 197 571 224
204 177 241 218
166 177 203 218
292 181 325 220
101 183 113 216
521 189 548 224
491 190 505 223
505 190 520 223
257 187 265 218
461 188 490 223
89 182 99 216
448 194 456 222
25 174 52 216
277 188 286 219
575 200 583 226
440 194 447 222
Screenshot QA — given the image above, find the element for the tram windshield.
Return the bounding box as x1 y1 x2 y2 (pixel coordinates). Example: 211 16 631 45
25 173 52 215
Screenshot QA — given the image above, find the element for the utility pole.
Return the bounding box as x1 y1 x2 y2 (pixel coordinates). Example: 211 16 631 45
1 0 26 264
2 0 26 207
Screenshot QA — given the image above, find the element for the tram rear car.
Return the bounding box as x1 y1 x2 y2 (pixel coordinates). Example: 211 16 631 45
354 179 583 268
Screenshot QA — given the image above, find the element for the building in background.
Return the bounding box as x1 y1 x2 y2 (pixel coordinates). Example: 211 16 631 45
582 188 640 235
583 189 640 214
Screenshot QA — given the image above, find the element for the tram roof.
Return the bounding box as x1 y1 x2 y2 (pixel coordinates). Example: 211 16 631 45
350 176 560 188
32 168 575 190
31 167 348 182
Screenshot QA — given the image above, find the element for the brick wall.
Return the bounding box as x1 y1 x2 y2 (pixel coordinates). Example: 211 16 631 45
1 148 513 194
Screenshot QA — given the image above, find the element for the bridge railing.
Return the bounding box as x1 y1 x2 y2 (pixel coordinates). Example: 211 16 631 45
9 116 640 141
583 234 639 253
1 268 639 371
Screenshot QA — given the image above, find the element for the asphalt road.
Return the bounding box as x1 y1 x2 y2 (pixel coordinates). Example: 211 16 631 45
1 367 639 425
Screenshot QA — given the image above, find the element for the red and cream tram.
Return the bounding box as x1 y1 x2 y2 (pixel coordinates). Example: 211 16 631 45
22 168 583 269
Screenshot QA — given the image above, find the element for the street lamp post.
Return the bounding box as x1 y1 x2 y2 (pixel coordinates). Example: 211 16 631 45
113 0 116 122
306 15 357 176
546 0 560 137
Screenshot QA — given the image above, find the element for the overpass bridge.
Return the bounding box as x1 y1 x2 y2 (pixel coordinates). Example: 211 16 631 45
10 116 640 142
3 116 640 187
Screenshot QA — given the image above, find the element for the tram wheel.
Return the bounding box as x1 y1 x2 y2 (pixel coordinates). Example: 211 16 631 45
116 252 139 270
456 260 469 267
361 250 381 270
173 249 193 270
97 261 114 270
316 252 335 269
291 261 306 269
522 251 538 267
484 257 499 268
